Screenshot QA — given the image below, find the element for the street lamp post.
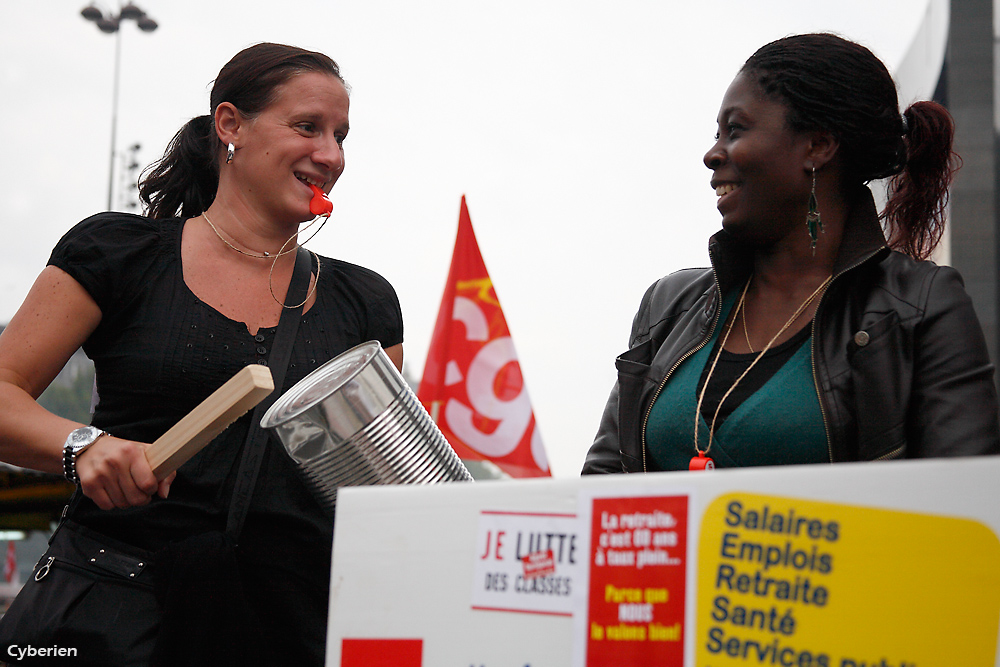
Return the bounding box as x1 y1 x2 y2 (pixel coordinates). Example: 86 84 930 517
80 3 158 211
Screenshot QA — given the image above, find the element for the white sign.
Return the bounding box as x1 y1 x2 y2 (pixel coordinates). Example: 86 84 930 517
471 510 585 616
327 458 1000 666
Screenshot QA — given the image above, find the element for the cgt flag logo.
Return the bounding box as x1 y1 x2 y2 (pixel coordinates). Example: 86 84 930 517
418 196 550 478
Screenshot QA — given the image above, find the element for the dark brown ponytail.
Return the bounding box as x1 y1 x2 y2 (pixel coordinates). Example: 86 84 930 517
138 115 217 219
882 101 961 260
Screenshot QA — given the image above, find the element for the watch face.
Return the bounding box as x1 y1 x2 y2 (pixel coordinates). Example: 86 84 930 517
68 426 102 448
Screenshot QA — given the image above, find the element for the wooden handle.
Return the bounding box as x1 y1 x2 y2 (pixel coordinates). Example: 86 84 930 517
145 365 275 479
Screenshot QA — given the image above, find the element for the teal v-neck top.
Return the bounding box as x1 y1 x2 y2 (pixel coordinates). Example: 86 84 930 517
646 290 828 470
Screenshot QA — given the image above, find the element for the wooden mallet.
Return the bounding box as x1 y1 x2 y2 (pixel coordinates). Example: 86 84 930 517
144 365 275 479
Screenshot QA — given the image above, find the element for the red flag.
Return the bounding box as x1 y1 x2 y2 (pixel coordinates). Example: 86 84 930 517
418 196 550 478
4 541 17 585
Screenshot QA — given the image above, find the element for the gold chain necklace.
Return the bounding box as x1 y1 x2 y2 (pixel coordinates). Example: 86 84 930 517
200 211 327 309
268 246 321 310
741 276 754 353
202 211 295 259
690 274 832 469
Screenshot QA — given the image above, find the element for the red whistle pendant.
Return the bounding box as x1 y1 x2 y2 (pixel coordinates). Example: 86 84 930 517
308 183 333 217
689 453 715 471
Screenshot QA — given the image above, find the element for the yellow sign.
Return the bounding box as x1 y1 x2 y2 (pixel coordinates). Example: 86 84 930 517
696 493 1000 667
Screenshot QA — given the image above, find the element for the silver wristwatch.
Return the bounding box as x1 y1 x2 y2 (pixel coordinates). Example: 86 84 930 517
63 426 107 484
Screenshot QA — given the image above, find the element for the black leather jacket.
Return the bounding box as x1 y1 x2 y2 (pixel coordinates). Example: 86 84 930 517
583 190 1000 474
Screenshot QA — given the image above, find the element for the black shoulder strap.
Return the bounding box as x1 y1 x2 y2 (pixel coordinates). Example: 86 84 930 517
225 247 313 540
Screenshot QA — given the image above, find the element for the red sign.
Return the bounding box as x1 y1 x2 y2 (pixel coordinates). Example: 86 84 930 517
586 495 689 666
418 196 550 478
341 638 422 667
522 549 556 579
3 541 15 584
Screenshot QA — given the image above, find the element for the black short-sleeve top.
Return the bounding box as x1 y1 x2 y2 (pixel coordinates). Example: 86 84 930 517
47 212 403 663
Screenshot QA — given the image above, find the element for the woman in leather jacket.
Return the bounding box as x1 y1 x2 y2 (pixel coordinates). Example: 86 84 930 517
583 33 1000 475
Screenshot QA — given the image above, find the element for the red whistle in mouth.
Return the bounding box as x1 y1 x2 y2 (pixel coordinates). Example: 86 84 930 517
308 183 333 217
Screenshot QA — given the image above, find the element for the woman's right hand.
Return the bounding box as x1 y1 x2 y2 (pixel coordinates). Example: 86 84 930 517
76 436 175 510
0 268 175 510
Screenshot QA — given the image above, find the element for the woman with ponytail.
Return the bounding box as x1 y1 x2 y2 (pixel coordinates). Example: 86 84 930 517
585 33 999 475
0 44 402 665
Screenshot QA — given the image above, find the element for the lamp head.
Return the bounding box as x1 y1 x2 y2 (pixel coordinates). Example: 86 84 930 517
80 5 103 22
118 2 144 20
96 17 120 33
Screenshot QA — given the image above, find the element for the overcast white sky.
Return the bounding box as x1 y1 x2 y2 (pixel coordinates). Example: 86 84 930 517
0 1 930 477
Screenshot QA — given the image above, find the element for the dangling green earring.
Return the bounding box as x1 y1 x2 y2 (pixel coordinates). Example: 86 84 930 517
806 166 823 255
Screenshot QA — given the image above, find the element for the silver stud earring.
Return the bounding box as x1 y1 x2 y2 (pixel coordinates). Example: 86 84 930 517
226 142 235 164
